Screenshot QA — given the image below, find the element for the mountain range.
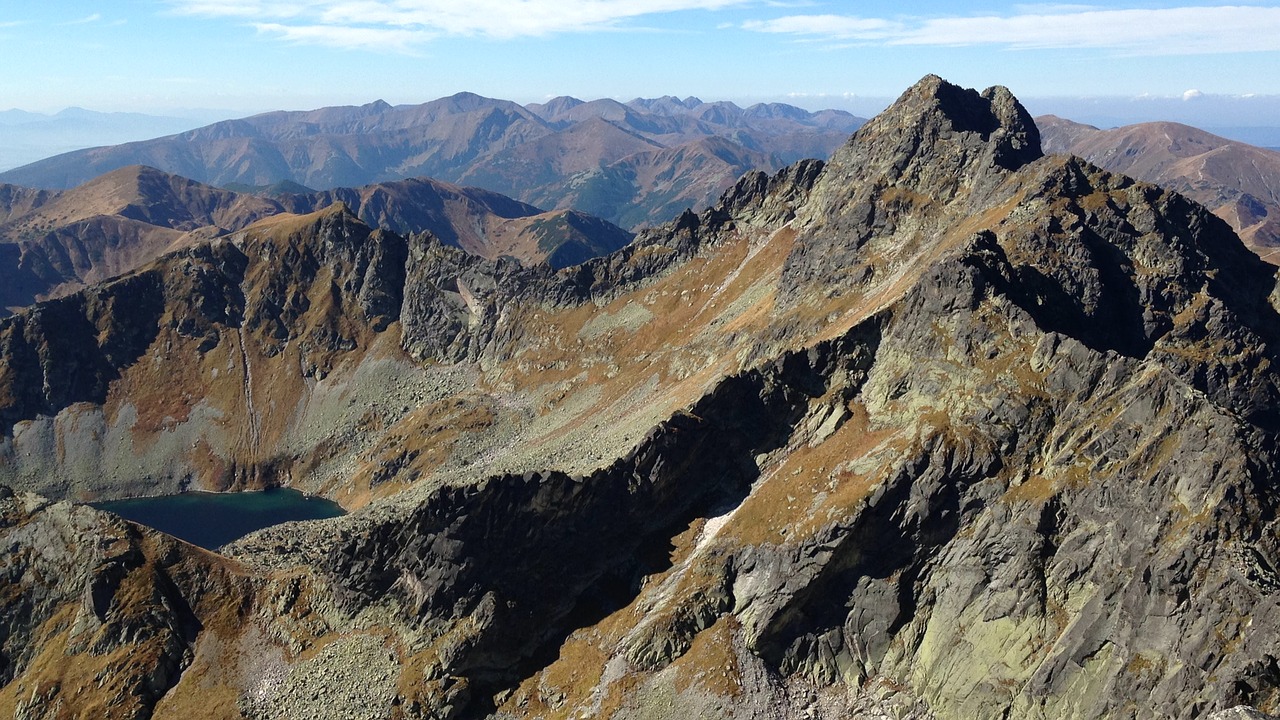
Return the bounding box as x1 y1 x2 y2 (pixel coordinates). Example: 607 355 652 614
9 95 1280 279
0 165 632 312
0 94 863 231
4 75 1280 720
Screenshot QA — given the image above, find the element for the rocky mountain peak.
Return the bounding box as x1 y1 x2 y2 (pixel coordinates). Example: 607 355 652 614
875 74 1039 166
777 76 1047 307
822 74 1042 203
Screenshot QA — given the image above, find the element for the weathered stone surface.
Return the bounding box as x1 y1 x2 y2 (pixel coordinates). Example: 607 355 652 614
0 487 258 719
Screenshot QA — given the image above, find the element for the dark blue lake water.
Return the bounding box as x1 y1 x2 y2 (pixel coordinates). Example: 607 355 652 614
93 488 345 551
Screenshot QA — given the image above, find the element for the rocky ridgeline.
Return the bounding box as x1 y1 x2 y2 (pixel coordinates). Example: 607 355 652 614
4 75 1280 719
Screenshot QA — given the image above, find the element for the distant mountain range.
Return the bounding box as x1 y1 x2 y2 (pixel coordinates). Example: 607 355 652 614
1038 116 1280 262
0 94 864 230
0 165 631 312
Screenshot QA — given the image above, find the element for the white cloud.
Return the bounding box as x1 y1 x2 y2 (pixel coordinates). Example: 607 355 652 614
170 1 307 19
65 13 102 25
742 14 897 40
744 6 1280 54
1009 4 1098 13
173 0 749 46
1183 88 1203 100
254 22 434 51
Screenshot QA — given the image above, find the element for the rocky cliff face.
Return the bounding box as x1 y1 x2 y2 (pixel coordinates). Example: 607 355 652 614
4 75 1280 720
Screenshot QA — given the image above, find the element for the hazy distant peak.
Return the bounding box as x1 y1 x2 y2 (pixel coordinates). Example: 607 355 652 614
0 109 49 125
526 95 586 120
55 107 97 120
626 95 710 115
540 95 584 106
441 91 504 111
743 102 811 121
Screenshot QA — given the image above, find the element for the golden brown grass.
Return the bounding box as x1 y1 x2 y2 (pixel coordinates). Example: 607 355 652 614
669 616 743 699
725 401 894 545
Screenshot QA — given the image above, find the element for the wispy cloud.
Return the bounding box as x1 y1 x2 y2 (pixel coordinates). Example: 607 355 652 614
744 5 1280 54
172 0 748 48
254 22 433 52
65 13 102 25
742 14 895 40
170 1 307 20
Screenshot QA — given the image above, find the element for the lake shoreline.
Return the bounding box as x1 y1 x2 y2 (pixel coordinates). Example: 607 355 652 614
92 487 346 551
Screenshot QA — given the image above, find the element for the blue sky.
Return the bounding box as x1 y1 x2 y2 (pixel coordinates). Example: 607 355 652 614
4 1 1280 119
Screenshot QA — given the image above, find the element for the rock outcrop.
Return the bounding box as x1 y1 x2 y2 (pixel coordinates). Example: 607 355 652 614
1038 115 1280 262
0 486 257 719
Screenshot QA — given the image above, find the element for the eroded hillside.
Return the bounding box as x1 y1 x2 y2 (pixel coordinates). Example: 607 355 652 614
4 76 1280 720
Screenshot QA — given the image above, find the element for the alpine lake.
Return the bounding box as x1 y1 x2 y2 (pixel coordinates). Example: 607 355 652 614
93 488 346 551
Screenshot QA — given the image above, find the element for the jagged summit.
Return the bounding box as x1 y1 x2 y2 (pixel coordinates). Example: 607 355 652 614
824 75 1041 200
860 74 1039 162
902 76 1041 169
769 76 1048 320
